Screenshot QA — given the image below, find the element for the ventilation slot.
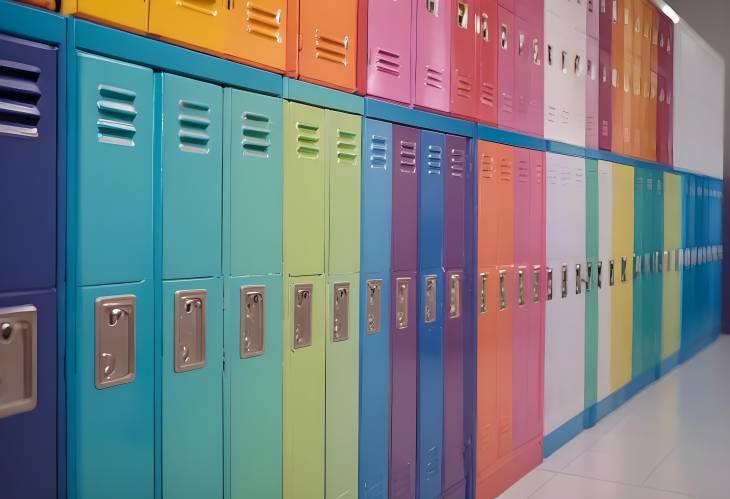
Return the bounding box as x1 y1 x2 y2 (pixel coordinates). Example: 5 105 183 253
547 105 557 123
450 149 465 177
399 140 417 173
547 168 558 185
427 145 442 174
246 3 283 42
296 122 320 159
336 129 357 164
560 109 569 125
517 162 529 183
178 100 211 154
535 164 544 184
501 92 513 114
315 31 349 66
456 72 473 99
97 84 137 147
375 49 400 77
499 160 512 182
481 82 496 107
0 59 42 138
370 135 387 170
481 154 495 178
242 112 271 158
425 66 444 89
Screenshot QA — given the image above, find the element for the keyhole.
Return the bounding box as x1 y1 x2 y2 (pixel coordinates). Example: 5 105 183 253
1 322 12 341
109 308 125 326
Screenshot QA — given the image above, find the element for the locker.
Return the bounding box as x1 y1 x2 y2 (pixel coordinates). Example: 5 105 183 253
631 52 642 157
161 279 223 499
543 9 563 142
392 125 420 272
596 162 613 401
587 0 599 39
417 130 445 499
283 102 326 277
366 0 412 104
648 171 663 369
326 275 360 499
513 12 530 133
161 73 222 280
227 89 283 278
631 168 645 377
526 0 545 137
568 26 587 147
444 135 468 269
76 53 154 286
680 176 694 349
621 49 632 155
450 0 478 119
611 0 624 154
599 47 612 150
0 291 57 498
647 68 658 161
298 0 358 92
226 0 288 72
586 35 600 149
62 0 149 33
415 0 452 112
0 35 57 294
610 163 633 391
585 160 599 410
225 276 283 499
359 119 393 499
149 0 225 54
326 110 361 275
476 0 499 125
283 275 325 499
497 5 516 130
599 0 613 50
656 74 669 165
71 282 154 499
640 1 653 160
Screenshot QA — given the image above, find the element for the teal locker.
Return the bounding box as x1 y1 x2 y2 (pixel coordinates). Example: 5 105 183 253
632 168 645 378
161 278 223 499
648 170 664 372
76 52 154 286
585 159 599 409
161 73 223 280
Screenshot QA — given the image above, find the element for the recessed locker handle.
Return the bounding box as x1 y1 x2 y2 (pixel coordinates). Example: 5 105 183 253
517 269 525 306
546 268 553 301
174 290 207 372
293 284 313 350
479 272 488 314
561 264 568 298
425 275 437 324
396 278 410 330
663 251 670 273
586 262 592 292
332 283 350 342
597 261 603 288
449 273 461 318
609 259 615 286
533 266 540 303
654 252 661 273
0 305 37 419
95 295 136 389
499 270 507 310
633 254 641 277
366 280 382 334
575 264 582 295
241 286 265 358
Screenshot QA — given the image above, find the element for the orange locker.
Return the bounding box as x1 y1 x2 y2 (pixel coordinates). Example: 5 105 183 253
61 0 149 33
149 0 226 56
226 0 288 72
16 0 56 9
648 6 659 160
611 0 624 154
632 52 642 157
296 0 358 92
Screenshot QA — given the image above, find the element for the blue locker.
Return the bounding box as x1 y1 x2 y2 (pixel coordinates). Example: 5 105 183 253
359 118 393 499
417 130 445 499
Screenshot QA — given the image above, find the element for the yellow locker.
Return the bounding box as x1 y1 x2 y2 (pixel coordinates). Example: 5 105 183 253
62 0 149 33
149 0 225 56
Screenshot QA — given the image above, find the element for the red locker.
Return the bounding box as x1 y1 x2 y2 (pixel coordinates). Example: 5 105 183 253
451 0 478 120
477 0 499 125
497 5 516 130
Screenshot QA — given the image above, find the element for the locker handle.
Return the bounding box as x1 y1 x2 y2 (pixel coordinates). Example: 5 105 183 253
500 24 508 50
457 2 468 29
575 264 582 295
546 268 553 301
174 290 207 372
293 285 313 350
480 13 489 42
479 272 488 314
366 280 383 334
621 257 627 283
425 275 437 324
517 269 525 306
0 305 37 419
95 295 136 389
586 262 592 293
533 38 541 66
426 0 436 15
499 270 507 310
609 259 615 286
396 278 410 329
561 265 568 298
597 261 602 289
332 283 350 342
533 266 541 303
241 286 265 358
449 273 461 318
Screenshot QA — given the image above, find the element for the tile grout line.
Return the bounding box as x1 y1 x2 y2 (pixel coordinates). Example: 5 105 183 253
549 468 698 497
525 472 559 499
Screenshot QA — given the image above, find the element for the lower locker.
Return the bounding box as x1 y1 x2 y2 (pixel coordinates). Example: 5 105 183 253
225 275 282 499
283 275 325 499
585 160 599 412
596 162 613 403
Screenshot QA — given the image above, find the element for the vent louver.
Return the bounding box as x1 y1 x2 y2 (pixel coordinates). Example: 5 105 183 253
242 111 271 158
97 84 137 147
0 59 41 138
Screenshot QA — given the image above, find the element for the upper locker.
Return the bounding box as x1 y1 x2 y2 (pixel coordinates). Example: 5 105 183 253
149 0 226 56
62 0 150 33
450 0 478 120
227 0 288 72
415 0 452 112
477 0 499 125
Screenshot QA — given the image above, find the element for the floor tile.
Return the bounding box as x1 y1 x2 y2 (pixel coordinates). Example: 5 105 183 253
496 469 556 499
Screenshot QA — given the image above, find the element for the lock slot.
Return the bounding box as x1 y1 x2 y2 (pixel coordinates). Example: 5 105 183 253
621 256 627 282
95 295 136 389
425 275 437 324
575 264 582 295
547 268 553 301
396 278 410 330
586 262 593 292
561 264 568 298
293 284 313 350
174 290 207 372
517 268 525 306
609 259 615 286
366 280 382 334
499 270 508 310
533 266 540 303
597 261 603 288
479 272 488 314
332 283 350 342
449 273 461 318
0 305 37 419
241 286 265 358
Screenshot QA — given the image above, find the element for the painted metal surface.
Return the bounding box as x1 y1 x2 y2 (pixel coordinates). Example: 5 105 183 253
226 0 288 72
149 0 225 54
450 0 477 120
586 36 600 150
611 0 625 154
596 161 613 401
477 0 499 126
527 0 545 138
497 5 516 130
63 0 149 33
598 46 612 151
415 0 451 112
391 125 419 272
662 172 681 359
584 160 599 410
367 0 412 105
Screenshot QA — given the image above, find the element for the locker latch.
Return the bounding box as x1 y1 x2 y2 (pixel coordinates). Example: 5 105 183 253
610 259 615 286
561 265 568 298
174 290 207 372
633 254 641 277
621 257 627 282
499 270 507 310
547 268 553 301
425 275 437 324
449 273 461 318
500 24 508 50
586 262 593 293
518 32 525 56
654 252 661 273
479 272 488 314
396 278 410 330
293 284 313 350
0 305 37 419
533 266 541 303
575 264 582 295
517 268 525 306
597 261 603 288
95 295 136 389
332 283 350 342
366 280 382 334
241 286 265 358
663 251 670 273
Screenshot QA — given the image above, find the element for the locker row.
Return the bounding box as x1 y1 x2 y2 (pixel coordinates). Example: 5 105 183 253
13 0 674 160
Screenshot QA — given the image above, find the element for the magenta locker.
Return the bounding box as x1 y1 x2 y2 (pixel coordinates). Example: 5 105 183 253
497 5 516 130
586 35 600 149
477 0 499 125
450 0 478 120
598 47 612 150
415 0 452 112
513 13 530 134
390 125 419 499
366 0 413 105
587 0 599 39
526 0 545 137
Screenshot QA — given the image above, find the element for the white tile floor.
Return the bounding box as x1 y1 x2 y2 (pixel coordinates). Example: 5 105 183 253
498 335 730 499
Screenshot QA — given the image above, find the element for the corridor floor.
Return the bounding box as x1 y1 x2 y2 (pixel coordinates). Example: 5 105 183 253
498 335 730 499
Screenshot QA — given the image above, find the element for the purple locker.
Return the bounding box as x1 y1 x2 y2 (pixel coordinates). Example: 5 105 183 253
367 0 413 105
586 35 600 149
0 34 57 293
498 5 516 130
415 0 451 112
599 0 612 50
391 125 419 272
598 47 612 150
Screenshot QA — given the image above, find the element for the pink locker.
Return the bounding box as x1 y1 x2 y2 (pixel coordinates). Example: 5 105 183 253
498 5 516 130
366 0 413 105
498 0 514 14
587 0 599 39
527 0 545 138
598 47 612 150
415 0 452 112
477 0 499 125
586 35 600 149
513 13 530 134
450 0 478 120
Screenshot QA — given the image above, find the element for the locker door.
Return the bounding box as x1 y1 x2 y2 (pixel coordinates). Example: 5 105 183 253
680 176 693 349
417 130 445 499
569 27 587 147
631 168 645 376
640 1 653 160
227 0 288 72
656 74 668 164
0 35 56 293
149 0 225 54
513 13 531 133
599 46 613 150
76 53 154 286
651 171 664 366
497 5 516 130
392 125 419 272
16 0 56 8
527 1 545 137
359 119 393 499
444 136 467 269
587 0 599 39
586 35 600 149
543 10 564 142
65 0 149 33
611 0 624 154
368 0 413 104
477 0 499 125
569 156 586 416
621 49 632 154
450 0 478 119
584 160 599 411
283 102 326 277
631 52 642 156
298 0 358 92
596 162 613 401
0 291 57 498
415 0 452 112
283 275 325 499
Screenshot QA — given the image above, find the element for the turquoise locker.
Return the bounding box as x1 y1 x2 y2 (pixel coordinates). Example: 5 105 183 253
632 168 645 378
226 88 283 278
648 170 664 372
76 53 154 286
585 159 599 409
161 73 223 280
161 278 223 499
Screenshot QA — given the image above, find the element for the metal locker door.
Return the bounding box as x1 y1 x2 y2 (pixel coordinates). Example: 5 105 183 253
64 0 149 33
359 119 392 499
631 52 642 157
526 0 545 137
415 0 452 112
543 10 563 142
587 0 599 39
513 13 531 134
596 161 613 402
568 155 586 421
586 35 600 149
651 170 664 367
15 0 56 8
149 0 225 54
450 0 478 120
392 125 419 273
497 5 516 130
631 167 645 377
621 48 632 155
599 46 613 151
227 89 283 278
283 102 326 277
368 0 413 105
161 74 222 280
640 1 653 160
584 160 599 411
76 53 154 286
569 27 587 147
680 176 693 350
226 0 288 72
161 279 222 499
298 0 358 92
0 35 56 294
417 130 445 499
0 291 57 498
477 0 499 125
444 135 467 269
283 275 325 499
656 74 668 165
611 0 625 154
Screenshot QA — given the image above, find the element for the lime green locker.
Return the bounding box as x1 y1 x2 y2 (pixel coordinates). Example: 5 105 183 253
585 160 599 409
284 102 326 277
662 173 681 359
283 275 325 499
611 164 634 391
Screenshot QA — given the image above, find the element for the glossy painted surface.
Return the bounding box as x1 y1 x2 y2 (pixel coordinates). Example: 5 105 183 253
596 161 613 401
586 36 600 150
662 173 681 359
611 0 625 154
585 159 599 409
498 5 516 130
415 0 451 112
598 46 612 151
367 0 412 105
227 0 288 72
63 0 149 32
391 125 419 272
450 0 477 120
477 0 499 125
149 0 225 53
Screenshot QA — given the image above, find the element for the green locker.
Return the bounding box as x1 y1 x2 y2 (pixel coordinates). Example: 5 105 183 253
662 173 682 359
585 159 599 409
283 275 326 499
